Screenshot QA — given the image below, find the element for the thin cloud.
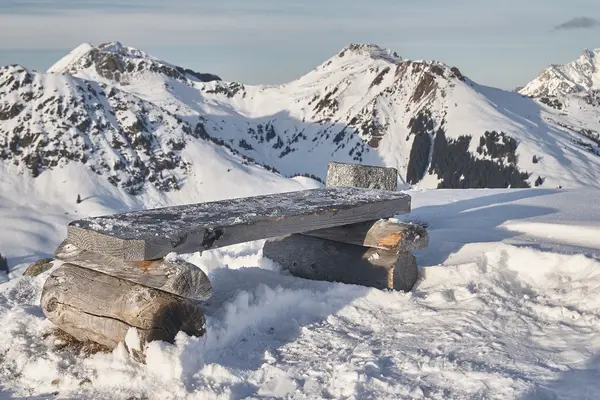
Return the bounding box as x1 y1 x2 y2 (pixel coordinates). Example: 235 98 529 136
0 9 513 52
555 17 600 30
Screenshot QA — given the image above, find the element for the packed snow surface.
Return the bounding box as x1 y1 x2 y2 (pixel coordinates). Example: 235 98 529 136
1 165 600 399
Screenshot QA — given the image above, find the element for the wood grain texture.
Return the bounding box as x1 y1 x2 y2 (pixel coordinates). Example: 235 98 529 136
303 220 428 251
41 263 206 349
67 187 411 261
263 234 418 292
53 240 212 301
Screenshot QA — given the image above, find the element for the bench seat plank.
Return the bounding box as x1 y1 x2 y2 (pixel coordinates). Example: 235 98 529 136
67 187 411 261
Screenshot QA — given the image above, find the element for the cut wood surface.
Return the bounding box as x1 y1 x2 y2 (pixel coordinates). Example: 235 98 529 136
304 220 428 251
53 240 213 301
67 187 411 261
41 263 206 349
263 234 418 292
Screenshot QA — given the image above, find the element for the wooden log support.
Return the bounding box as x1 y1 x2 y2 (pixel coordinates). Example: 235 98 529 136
41 263 206 349
263 234 418 292
67 187 411 261
53 240 212 301
36 163 427 350
326 161 398 191
303 220 428 251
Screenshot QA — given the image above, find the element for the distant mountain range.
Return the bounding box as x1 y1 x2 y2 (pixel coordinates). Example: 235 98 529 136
1 41 599 194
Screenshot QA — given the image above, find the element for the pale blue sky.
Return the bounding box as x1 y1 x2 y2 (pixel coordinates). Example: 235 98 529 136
1 0 600 89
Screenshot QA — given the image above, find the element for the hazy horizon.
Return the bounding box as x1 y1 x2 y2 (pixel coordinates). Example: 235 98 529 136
1 0 600 89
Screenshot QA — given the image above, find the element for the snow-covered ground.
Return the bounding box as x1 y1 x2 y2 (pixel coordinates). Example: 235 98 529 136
1 165 600 399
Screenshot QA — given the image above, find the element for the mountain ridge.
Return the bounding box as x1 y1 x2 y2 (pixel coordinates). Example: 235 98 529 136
520 48 600 98
47 41 222 86
1 41 600 194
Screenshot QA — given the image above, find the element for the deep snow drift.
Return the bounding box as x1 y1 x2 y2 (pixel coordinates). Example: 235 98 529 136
1 167 599 398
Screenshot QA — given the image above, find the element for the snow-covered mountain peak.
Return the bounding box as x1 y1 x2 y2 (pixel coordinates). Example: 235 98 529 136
337 43 402 63
520 47 600 98
46 43 94 74
580 47 598 60
302 43 405 81
299 43 463 97
96 41 154 60
46 41 221 86
48 41 159 74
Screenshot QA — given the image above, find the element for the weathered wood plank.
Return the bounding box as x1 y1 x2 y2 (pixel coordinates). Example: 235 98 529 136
41 263 206 349
68 187 411 261
53 240 212 301
326 161 398 191
303 220 428 251
263 234 418 292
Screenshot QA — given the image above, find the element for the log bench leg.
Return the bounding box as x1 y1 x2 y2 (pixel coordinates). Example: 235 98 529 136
53 240 213 302
41 263 206 349
263 234 418 292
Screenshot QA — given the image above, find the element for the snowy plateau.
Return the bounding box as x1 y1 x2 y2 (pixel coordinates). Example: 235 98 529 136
0 42 600 399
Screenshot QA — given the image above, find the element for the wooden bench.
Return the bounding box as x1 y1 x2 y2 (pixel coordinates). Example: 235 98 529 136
42 162 428 351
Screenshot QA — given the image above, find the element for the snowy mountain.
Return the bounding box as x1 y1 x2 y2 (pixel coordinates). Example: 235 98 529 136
520 48 600 98
48 41 222 86
2 41 600 194
519 48 600 130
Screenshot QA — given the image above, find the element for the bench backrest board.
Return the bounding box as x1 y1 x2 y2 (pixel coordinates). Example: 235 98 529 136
67 187 411 261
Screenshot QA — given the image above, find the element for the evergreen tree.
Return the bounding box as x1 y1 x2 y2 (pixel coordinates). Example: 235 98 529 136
0 253 8 273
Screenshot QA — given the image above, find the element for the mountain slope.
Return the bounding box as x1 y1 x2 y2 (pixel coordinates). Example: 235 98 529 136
1 42 600 193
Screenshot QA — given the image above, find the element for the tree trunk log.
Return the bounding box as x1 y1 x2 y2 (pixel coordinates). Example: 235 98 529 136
54 240 212 301
41 263 205 349
303 220 428 251
263 235 418 292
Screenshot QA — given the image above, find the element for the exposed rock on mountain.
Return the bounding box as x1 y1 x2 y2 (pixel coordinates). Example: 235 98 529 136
0 64 192 194
1 41 600 193
48 41 221 85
